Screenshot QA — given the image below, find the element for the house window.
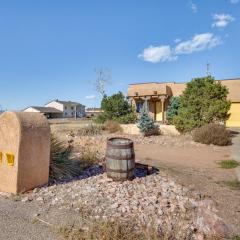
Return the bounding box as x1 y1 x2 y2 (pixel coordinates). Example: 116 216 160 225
136 102 144 113
65 106 67 110
71 106 74 110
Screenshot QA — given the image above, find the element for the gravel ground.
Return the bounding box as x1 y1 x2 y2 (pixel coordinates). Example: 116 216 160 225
19 167 231 239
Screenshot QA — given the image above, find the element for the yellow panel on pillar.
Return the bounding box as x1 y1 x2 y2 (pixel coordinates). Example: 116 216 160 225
156 101 162 122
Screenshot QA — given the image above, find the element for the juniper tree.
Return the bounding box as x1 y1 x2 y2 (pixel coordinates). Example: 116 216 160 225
173 76 231 133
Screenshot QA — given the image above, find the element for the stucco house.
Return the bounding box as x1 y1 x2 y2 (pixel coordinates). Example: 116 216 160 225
127 78 240 127
23 100 85 118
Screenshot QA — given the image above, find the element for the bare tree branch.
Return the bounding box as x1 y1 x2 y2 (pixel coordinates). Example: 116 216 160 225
94 68 111 97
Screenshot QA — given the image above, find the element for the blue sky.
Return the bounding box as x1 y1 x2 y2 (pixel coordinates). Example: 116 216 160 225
0 0 239 110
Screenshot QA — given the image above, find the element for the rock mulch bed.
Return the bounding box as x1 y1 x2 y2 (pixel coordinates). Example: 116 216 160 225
21 168 230 239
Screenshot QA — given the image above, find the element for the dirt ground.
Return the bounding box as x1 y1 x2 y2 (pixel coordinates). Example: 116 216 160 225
1 122 240 239
135 143 240 234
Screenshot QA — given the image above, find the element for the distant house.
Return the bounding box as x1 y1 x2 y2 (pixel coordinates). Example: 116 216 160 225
23 100 85 119
45 100 85 118
23 106 63 118
85 107 103 117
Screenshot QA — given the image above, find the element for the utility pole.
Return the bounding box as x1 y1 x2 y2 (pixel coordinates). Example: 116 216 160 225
206 62 211 76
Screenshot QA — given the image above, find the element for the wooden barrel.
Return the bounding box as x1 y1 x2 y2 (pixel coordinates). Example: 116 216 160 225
106 137 135 181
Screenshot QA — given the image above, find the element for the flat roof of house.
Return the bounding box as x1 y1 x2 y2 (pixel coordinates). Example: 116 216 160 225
129 77 240 85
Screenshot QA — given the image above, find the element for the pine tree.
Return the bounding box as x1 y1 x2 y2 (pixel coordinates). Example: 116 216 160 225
137 104 158 136
166 97 180 124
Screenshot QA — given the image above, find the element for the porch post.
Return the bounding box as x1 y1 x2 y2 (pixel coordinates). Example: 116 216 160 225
160 97 165 123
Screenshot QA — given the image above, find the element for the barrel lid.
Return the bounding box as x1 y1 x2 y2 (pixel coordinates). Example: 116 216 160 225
107 137 133 149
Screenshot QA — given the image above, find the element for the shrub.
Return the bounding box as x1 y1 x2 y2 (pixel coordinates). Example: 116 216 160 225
95 92 137 124
192 123 231 146
166 96 180 124
218 160 240 169
116 112 138 124
80 143 99 168
77 123 103 136
50 134 82 181
94 111 109 124
105 120 122 133
173 76 231 133
137 105 159 136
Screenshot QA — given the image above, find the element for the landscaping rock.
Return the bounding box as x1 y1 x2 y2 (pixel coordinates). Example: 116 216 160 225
21 169 230 239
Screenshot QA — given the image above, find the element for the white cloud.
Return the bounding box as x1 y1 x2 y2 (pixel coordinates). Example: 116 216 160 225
175 33 222 54
138 33 222 63
138 45 177 63
230 0 239 4
212 14 234 28
190 1 197 13
85 95 96 100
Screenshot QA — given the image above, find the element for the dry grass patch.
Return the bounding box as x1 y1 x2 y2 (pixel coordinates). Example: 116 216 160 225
218 180 240 190
104 120 122 133
77 123 104 136
50 134 82 181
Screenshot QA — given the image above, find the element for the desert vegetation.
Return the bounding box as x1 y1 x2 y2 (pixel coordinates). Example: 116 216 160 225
137 104 160 136
95 91 137 124
192 123 231 146
167 76 231 133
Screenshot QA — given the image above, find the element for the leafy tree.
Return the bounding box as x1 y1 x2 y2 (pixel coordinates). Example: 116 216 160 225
166 97 180 124
173 76 231 133
137 104 158 136
96 92 137 124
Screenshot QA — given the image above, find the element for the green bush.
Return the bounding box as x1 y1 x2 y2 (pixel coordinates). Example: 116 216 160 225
173 76 231 133
166 97 180 124
137 104 159 136
115 112 137 124
95 92 137 124
192 123 231 146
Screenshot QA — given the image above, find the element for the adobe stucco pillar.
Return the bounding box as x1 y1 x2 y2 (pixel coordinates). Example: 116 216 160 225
160 97 165 123
0 112 50 194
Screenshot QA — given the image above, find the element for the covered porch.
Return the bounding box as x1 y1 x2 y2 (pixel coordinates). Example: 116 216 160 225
129 95 169 123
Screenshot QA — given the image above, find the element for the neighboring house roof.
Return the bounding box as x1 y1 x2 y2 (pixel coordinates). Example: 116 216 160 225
27 106 63 113
45 99 85 107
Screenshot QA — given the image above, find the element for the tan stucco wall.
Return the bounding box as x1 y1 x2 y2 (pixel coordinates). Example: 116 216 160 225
120 124 179 136
128 79 240 102
128 83 168 96
0 112 50 194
